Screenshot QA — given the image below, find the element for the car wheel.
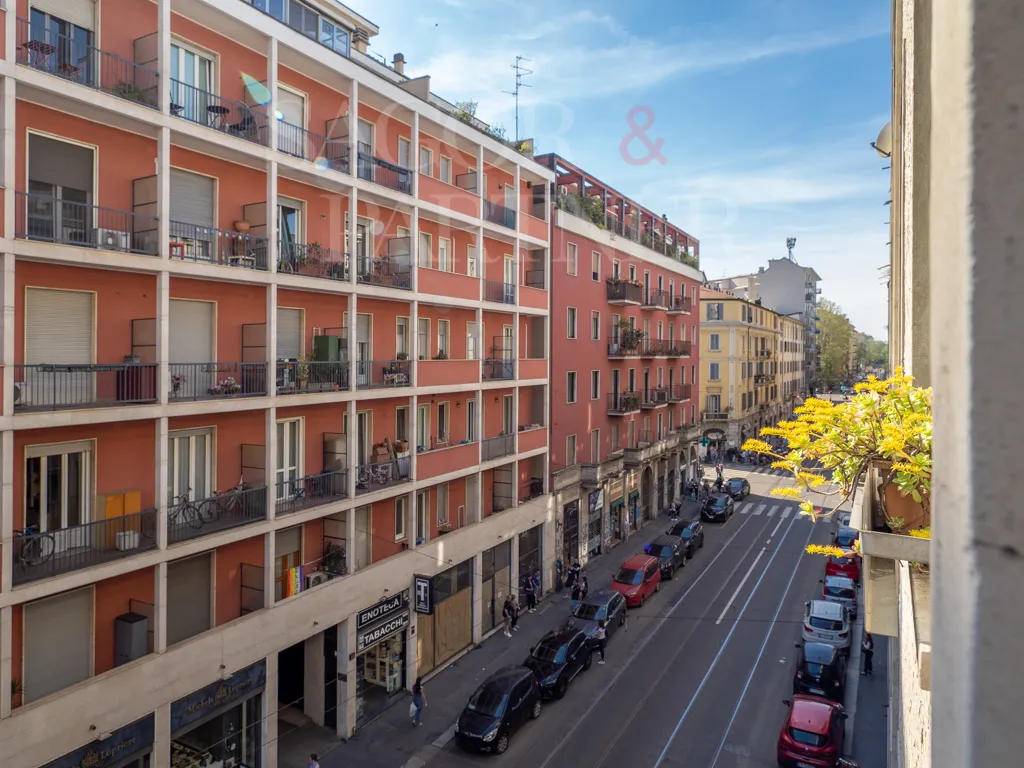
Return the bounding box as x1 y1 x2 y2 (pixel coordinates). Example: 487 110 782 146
583 652 593 671
699 535 705 549
495 733 510 754
619 611 627 626
655 580 661 592
531 699 542 719
554 677 568 699
639 595 645 607
668 566 674 580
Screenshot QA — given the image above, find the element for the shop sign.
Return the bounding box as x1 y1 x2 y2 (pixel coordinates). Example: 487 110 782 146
171 661 266 733
357 612 410 653
43 715 155 768
357 592 407 630
704 428 726 441
608 478 624 501
413 574 434 615
626 472 638 492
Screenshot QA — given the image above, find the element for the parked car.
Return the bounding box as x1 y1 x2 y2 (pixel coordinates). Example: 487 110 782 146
610 554 662 607
825 550 861 585
701 493 734 522
456 666 541 755
777 694 848 767
666 518 705 557
802 600 852 654
564 588 627 647
522 628 592 699
833 526 859 549
793 641 847 702
724 477 751 499
822 575 858 620
644 535 687 579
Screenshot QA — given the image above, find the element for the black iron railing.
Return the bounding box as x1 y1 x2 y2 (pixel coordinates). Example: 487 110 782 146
167 485 267 544
16 191 159 255
483 200 515 229
12 508 158 586
355 360 410 390
643 290 668 309
357 151 411 193
276 121 349 172
667 383 692 402
702 411 729 421
168 362 268 400
279 242 348 280
642 387 670 407
607 391 642 414
13 363 159 411
356 255 411 289
482 358 514 381
640 339 669 357
482 434 514 461
276 361 349 394
356 457 410 494
606 280 643 304
170 80 269 146
169 221 269 270
667 340 693 357
607 336 642 357
484 279 516 304
276 469 349 515
668 295 693 313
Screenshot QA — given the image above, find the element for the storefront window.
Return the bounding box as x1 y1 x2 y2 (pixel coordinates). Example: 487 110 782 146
356 632 406 725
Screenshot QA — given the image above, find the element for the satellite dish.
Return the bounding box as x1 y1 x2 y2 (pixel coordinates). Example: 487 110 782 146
872 122 892 158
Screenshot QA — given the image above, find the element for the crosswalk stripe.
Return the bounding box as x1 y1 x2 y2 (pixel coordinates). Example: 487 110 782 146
781 507 790 519
767 505 778 517
740 502 753 514
753 504 766 516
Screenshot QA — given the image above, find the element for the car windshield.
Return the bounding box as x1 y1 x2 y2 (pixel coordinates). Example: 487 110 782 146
825 585 856 600
615 567 643 586
836 531 858 547
572 602 607 621
829 555 854 566
804 662 825 678
467 687 508 717
810 617 844 632
652 545 673 558
789 728 827 747
532 640 568 665
709 497 727 509
679 529 693 539
727 479 742 488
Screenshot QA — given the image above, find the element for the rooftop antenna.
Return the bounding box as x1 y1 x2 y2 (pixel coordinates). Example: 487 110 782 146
502 56 532 142
786 237 797 261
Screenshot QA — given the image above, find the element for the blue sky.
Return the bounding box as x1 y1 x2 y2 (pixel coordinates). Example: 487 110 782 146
346 0 892 338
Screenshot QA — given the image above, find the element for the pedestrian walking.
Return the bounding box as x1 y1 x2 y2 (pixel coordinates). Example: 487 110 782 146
502 596 513 637
533 569 542 601
524 573 537 613
510 593 521 632
861 632 874 676
411 677 426 727
570 580 581 602
308 755 320 768
595 620 607 664
580 574 589 600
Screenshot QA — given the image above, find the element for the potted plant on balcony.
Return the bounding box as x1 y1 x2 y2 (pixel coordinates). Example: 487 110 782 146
171 373 186 396
432 351 449 360
210 377 242 395
743 368 931 552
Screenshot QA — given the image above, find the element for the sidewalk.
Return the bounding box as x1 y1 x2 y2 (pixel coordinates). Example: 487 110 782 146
852 635 889 766
318 501 699 768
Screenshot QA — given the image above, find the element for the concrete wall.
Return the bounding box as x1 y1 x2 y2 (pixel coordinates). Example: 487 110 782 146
756 259 809 317
896 562 930 768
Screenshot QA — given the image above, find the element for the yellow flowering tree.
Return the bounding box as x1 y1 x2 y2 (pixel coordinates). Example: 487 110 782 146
742 369 931 536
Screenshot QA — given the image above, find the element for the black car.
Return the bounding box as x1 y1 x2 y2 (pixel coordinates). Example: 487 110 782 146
522 628 592 699
456 666 542 754
564 588 627 647
724 477 751 500
793 641 848 702
644 535 687 579
702 493 734 521
666 518 705 557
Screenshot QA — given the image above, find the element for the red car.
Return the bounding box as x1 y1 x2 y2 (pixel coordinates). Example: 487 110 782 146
610 555 661 607
777 694 847 767
824 550 861 584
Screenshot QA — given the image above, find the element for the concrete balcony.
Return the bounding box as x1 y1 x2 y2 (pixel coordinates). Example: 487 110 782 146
607 391 642 415
667 296 693 315
606 279 643 305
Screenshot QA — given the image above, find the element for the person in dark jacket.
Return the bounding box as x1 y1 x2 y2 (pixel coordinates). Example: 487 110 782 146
523 573 537 613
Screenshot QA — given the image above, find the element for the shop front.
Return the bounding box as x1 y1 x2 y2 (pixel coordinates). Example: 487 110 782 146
627 471 640 532
355 592 410 727
667 468 677 505
44 715 154 768
481 541 512 633
608 479 626 542
586 490 603 557
416 559 473 676
561 500 580 564
171 661 265 768
517 525 542 600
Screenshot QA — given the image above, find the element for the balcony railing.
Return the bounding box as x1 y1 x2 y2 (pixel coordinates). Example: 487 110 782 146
356 456 410 494
167 485 268 544
279 242 349 281
168 362 268 401
13 362 159 411
356 151 412 194
12 508 159 586
667 340 692 357
16 20 160 108
275 469 349 515
607 336 643 358
642 291 668 309
484 279 516 304
482 358 515 381
607 391 642 415
276 361 349 394
642 387 670 408
356 255 411 290
170 80 269 146
667 296 693 314
606 279 643 305
355 360 410 390
483 200 516 229
169 221 269 271
667 383 692 402
16 191 159 255
640 339 669 357
482 434 515 461
276 121 349 172
702 411 729 421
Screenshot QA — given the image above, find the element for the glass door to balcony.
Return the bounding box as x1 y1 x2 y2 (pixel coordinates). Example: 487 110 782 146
25 444 91 551
276 86 306 156
707 394 721 414
466 322 478 360
502 394 514 434
504 182 515 212
416 404 430 451
467 244 478 277
170 42 213 123
467 398 478 442
502 326 513 360
356 411 371 466
416 491 428 544
168 429 211 504
29 9 94 85
356 314 370 387
503 256 515 301
277 198 302 268
276 419 301 500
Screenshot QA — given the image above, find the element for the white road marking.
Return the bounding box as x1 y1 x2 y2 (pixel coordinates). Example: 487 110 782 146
740 502 753 514
753 504 766 516
781 507 791 519
716 548 766 625
768 516 785 539
766 504 778 517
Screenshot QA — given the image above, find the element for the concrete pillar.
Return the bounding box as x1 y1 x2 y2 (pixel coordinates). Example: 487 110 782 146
266 161 278 274
303 632 325 726
929 0 1024 765
157 128 171 264
471 551 484 643
0 606 11 719
411 111 420 200
347 294 357 393
409 393 418 480
155 416 169 550
262 652 279 768
152 703 171 768
346 399 357 512
477 146 485 220
153 561 168 654
266 37 279 160
156 0 170 115
337 617 357 738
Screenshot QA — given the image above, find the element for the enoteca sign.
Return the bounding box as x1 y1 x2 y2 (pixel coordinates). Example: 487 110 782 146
357 592 407 631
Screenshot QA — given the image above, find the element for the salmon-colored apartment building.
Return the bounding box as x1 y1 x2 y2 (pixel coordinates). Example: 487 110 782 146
538 155 705 565
0 1 555 765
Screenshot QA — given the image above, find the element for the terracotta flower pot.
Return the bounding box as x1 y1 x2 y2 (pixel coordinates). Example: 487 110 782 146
882 482 930 531
234 220 251 234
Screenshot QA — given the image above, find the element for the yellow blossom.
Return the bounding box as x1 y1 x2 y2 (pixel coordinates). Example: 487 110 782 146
806 544 847 558
908 528 931 539
742 438 775 454
771 487 803 499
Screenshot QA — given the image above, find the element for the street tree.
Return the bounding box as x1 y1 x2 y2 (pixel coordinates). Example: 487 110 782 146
818 299 853 386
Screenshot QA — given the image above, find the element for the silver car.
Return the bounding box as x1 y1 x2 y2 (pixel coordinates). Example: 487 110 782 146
822 575 858 620
802 599 851 654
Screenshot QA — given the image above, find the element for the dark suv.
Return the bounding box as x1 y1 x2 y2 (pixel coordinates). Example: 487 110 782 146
666 518 705 557
522 628 593 699
456 666 542 754
645 535 687 579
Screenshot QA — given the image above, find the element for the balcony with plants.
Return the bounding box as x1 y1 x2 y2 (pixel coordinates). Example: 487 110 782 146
667 295 693 315
607 322 644 358
607 391 642 416
606 278 643 306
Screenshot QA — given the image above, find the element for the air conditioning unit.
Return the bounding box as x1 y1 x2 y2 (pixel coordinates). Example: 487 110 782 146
13 381 30 406
306 571 330 589
95 228 130 251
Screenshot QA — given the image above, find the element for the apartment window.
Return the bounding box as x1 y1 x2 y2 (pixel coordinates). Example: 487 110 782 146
657 413 663 440
709 333 720 351
706 303 724 321
396 406 409 442
168 429 211 503
707 394 721 413
566 371 578 403
24 441 93 536
657 321 664 340
467 397 478 441
709 362 721 381
629 264 636 282
657 275 664 293
396 317 409 358
591 310 601 340
567 242 578 275
275 419 302 498
466 321 478 360
439 156 452 184
567 307 578 339
416 491 428 543
418 231 431 268
437 319 450 356
419 146 433 176
395 496 407 541
437 401 450 442
398 136 411 169
438 237 452 271
669 278 674 298
566 434 578 466
612 259 621 279
590 429 601 464
437 483 449 526
591 370 600 399
274 526 302 601
417 317 430 360
610 423 620 452
591 251 601 281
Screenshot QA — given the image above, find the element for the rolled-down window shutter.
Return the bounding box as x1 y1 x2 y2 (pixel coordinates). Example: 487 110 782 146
166 554 212 646
276 308 302 360
275 526 302 559
169 169 215 228
23 588 92 703
32 0 96 30
28 134 94 193
25 288 93 365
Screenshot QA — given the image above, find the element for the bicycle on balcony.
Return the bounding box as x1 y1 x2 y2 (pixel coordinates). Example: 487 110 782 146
141 489 204 539
199 477 247 522
14 526 56 568
358 462 392 488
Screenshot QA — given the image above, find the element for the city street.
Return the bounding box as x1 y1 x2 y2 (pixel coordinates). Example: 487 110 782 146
323 466 887 768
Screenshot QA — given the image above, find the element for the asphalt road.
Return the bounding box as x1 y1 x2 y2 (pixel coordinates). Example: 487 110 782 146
427 468 847 768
